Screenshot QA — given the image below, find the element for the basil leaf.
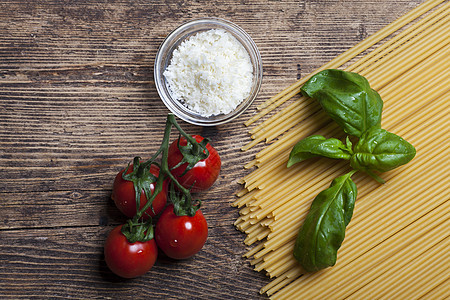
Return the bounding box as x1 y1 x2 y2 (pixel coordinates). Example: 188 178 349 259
301 69 383 137
350 127 416 173
293 171 357 272
287 135 352 167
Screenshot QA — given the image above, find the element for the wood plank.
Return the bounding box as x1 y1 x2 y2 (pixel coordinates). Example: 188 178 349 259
0 186 248 230
0 226 268 299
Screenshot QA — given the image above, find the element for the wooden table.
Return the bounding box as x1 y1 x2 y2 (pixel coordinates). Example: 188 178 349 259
0 0 426 298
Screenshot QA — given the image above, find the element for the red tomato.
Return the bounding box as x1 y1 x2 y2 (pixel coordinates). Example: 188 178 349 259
112 164 168 219
167 135 221 192
104 225 158 278
155 204 208 260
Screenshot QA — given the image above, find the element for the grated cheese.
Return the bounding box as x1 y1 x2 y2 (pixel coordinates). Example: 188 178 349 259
163 29 253 117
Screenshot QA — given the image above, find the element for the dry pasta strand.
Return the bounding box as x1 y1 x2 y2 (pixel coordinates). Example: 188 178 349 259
246 0 446 126
233 0 450 298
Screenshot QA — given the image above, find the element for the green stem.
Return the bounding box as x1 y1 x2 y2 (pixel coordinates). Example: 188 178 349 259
135 114 193 218
161 116 193 208
348 169 357 178
366 170 386 184
168 114 206 157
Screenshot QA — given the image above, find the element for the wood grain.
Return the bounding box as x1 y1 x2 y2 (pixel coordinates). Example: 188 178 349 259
0 0 426 298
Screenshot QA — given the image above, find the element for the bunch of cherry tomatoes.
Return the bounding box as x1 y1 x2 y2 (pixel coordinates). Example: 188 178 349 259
103 115 221 278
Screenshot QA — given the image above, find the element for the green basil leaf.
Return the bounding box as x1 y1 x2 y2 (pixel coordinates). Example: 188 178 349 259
293 171 357 272
287 135 352 167
350 127 416 173
301 69 383 137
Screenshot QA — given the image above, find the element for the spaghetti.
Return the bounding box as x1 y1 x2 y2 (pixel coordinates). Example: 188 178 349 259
233 0 450 298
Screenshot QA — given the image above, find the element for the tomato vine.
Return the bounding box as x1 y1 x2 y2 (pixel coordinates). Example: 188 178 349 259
105 113 220 277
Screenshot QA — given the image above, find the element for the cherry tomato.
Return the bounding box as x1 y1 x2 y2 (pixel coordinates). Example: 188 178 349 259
112 164 168 219
167 135 221 192
104 225 158 278
155 204 208 260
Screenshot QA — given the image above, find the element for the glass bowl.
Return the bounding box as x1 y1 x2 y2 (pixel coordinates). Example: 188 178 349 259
154 17 263 126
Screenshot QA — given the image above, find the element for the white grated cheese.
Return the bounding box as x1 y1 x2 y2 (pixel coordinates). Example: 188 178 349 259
163 29 253 117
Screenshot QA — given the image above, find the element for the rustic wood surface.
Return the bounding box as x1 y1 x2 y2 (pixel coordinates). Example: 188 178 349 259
0 0 427 299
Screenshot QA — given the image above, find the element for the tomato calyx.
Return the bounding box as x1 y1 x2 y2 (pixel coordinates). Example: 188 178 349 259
121 217 154 243
172 134 210 177
168 181 201 217
121 157 161 217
